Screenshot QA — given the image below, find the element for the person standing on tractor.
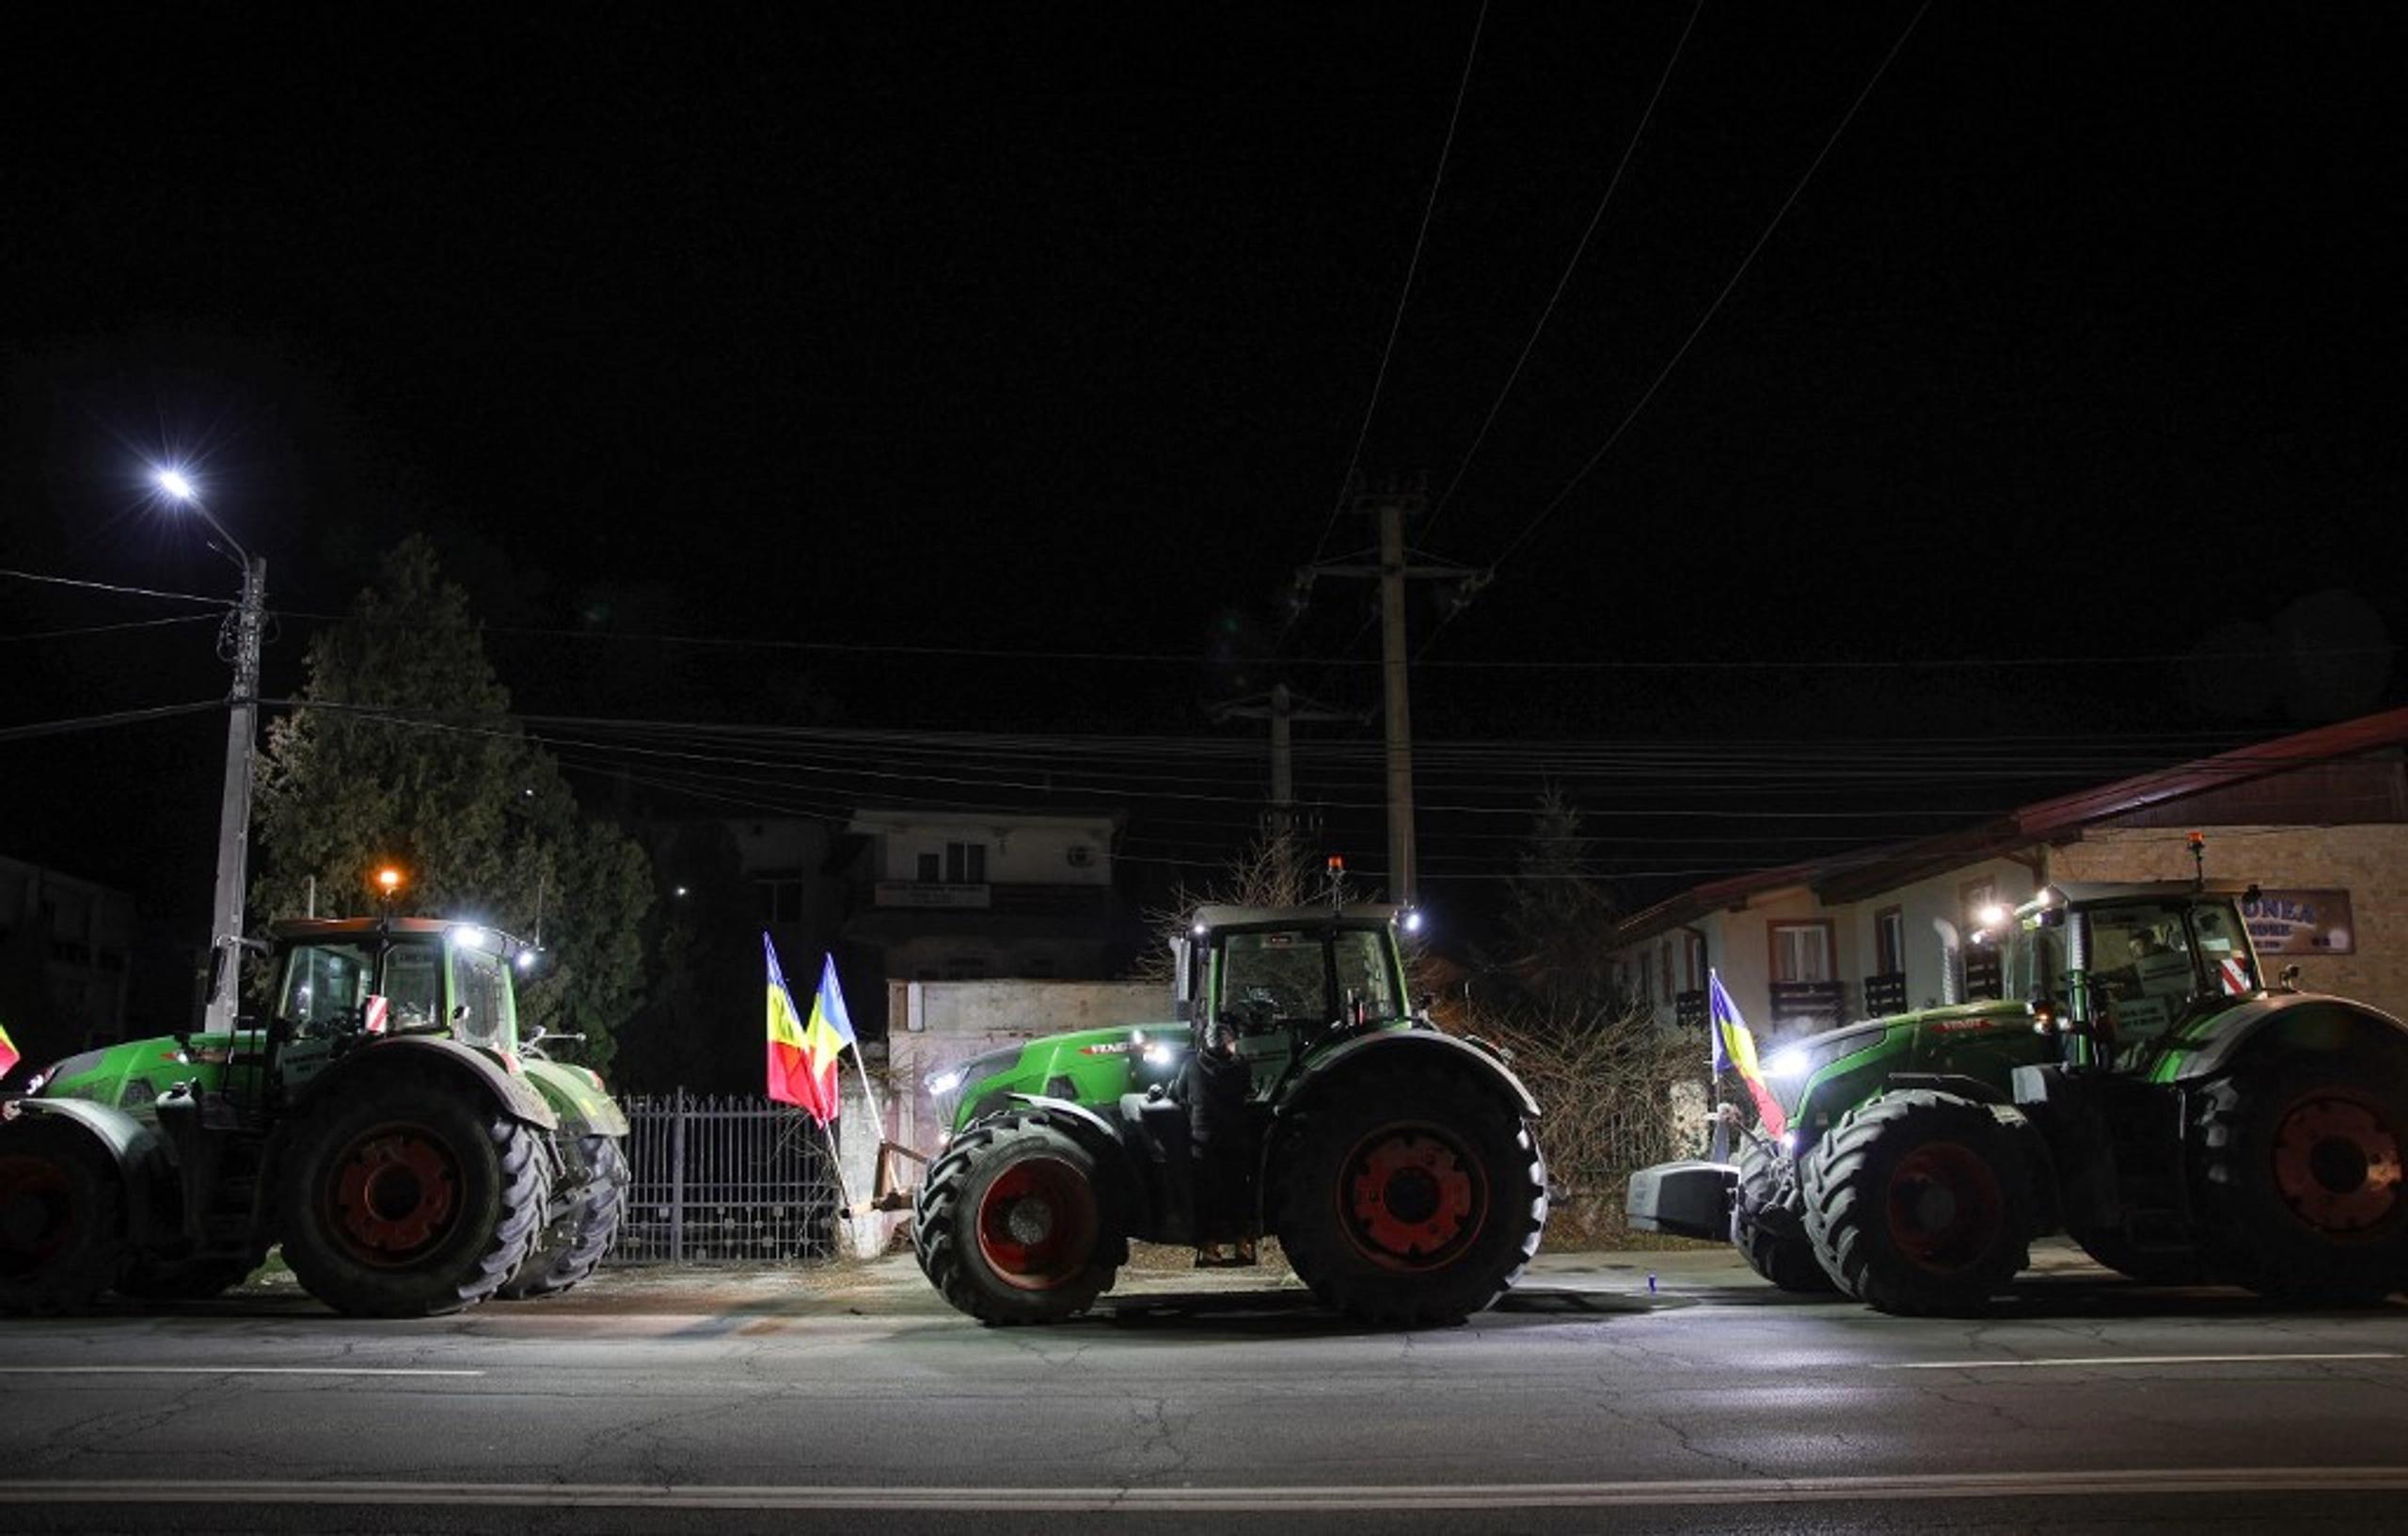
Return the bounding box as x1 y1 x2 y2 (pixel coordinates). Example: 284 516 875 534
1180 1020 1254 1266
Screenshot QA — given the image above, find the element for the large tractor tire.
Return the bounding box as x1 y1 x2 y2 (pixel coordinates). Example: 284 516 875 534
2194 1052 2408 1306
1733 1136 1840 1294
499 1133 629 1300
0 1117 129 1315
914 1111 1121 1324
1273 1059 1546 1327
1801 1088 2032 1317
278 1067 551 1317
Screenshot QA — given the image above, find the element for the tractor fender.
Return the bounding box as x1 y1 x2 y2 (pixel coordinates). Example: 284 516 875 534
996 1098 1136 1164
291 1036 560 1131
1277 1029 1543 1124
2166 991 2408 1083
6 1098 179 1250
518 1057 629 1139
1880 1071 2012 1106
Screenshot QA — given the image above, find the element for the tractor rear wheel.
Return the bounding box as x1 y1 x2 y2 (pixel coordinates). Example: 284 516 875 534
2195 1052 2408 1306
279 1068 550 1317
1273 1060 1546 1327
1802 1089 2031 1316
499 1133 629 1300
1733 1136 1839 1293
0 1117 128 1314
914 1112 1119 1323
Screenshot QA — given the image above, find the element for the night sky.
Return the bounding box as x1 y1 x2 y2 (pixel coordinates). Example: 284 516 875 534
7 5 2402 958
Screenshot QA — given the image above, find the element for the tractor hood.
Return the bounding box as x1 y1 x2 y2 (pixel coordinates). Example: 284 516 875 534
1774 1000 2044 1134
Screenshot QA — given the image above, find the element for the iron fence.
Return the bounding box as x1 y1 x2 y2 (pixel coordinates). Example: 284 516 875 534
607 1092 845 1266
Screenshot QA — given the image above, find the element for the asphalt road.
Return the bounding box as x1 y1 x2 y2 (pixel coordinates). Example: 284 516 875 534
3 1239 2405 1535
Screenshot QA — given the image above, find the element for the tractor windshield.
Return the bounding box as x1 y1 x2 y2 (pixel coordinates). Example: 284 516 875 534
1214 926 1402 1033
2083 898 2260 1045
447 941 515 1051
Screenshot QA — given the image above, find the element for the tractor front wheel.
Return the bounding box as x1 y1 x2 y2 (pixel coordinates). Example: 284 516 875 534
499 1133 630 1300
914 1112 1120 1324
0 1117 128 1315
1802 1089 2031 1316
278 1069 550 1317
1274 1060 1546 1327
2196 1053 2408 1306
1733 1136 1839 1293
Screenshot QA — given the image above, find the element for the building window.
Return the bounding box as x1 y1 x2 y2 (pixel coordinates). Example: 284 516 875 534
1770 922 1834 983
916 853 941 883
1877 907 1905 974
755 877 804 925
945 842 988 883
1679 931 1705 995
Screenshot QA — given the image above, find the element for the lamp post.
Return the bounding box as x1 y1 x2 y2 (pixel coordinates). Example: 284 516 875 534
154 468 267 1036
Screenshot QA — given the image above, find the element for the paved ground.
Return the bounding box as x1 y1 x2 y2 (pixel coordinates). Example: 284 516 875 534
543 1240 1755 1315
224 1236 2118 1318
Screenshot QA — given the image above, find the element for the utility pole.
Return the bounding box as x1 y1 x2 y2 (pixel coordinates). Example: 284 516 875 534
1212 683 1365 837
1296 479 1485 907
156 468 266 1037
205 550 267 1036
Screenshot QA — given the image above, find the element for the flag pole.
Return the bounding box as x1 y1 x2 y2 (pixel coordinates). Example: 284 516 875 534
1706 968 1731 1163
847 1039 887 1143
817 953 889 1141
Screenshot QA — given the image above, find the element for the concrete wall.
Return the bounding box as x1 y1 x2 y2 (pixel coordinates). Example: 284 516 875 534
890 978 1163 1037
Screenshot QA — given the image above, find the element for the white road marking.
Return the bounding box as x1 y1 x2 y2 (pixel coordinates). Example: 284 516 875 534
1877 1353 2401 1370
0 1366 483 1377
6 1467 2408 1510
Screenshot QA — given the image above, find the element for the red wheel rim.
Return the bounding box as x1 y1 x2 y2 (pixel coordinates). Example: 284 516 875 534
975 1155 1097 1291
325 1124 463 1266
2270 1089 2404 1235
0 1155 79 1278
1884 1141 2004 1273
1341 1126 1483 1270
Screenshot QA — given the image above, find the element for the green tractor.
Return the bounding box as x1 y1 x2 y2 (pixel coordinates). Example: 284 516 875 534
0 916 628 1317
912 898 1549 1326
1628 879 2408 1314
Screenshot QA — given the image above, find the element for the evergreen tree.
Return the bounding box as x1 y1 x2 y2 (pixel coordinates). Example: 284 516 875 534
249 534 653 1072
1497 787 1622 1022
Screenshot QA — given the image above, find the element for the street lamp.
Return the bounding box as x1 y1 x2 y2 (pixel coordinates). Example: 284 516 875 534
152 467 268 1036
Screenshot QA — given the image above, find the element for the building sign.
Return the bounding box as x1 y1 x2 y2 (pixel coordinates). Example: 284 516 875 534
2241 888 2354 957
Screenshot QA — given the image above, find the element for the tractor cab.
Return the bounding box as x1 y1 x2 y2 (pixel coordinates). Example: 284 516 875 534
1175 903 1420 1093
1998 882 2265 1069
263 919 530 1095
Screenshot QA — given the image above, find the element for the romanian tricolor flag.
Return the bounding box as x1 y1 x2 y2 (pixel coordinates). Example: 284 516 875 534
0 1021 18 1083
1709 972 1787 1139
766 936 847 1126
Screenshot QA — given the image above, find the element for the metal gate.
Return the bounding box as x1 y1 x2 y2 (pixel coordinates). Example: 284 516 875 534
608 1092 844 1265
